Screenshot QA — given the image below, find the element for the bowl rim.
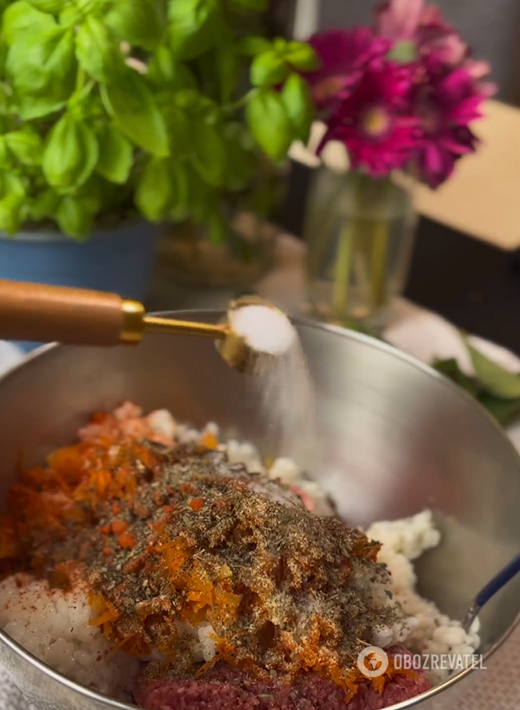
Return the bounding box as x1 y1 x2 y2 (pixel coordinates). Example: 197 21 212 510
0 312 519 710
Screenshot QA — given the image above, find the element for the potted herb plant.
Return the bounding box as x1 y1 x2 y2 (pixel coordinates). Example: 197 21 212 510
0 0 317 301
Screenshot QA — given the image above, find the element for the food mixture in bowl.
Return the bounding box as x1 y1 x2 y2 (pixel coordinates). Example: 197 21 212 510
0 403 480 709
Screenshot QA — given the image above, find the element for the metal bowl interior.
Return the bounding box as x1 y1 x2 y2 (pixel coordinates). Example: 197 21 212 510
0 313 519 710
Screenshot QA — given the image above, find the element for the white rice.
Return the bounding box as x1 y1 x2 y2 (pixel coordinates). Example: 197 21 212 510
0 414 481 696
0 575 138 700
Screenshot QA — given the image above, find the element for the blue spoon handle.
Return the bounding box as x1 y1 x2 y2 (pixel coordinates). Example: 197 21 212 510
464 550 520 631
474 550 520 609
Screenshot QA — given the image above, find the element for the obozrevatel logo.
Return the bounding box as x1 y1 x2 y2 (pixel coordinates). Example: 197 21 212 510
357 646 389 678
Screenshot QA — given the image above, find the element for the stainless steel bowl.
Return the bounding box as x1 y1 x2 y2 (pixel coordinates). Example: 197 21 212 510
0 313 519 710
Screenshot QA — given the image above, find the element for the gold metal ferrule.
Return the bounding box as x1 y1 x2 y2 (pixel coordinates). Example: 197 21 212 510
120 300 146 344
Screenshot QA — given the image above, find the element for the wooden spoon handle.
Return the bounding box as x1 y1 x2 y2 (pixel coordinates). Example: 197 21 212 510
0 280 137 346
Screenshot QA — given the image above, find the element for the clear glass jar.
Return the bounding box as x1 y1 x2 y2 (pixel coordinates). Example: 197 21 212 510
304 168 417 331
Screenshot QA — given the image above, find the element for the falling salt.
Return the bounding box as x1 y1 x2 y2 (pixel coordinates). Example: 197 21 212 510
234 304 319 474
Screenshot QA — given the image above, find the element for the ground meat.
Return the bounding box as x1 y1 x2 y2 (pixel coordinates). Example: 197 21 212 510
134 647 431 710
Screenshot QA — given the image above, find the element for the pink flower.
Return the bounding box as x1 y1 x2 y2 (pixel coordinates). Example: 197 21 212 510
304 28 390 108
413 63 485 187
318 60 420 177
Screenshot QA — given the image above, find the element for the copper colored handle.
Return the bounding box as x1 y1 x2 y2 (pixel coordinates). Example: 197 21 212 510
0 280 131 346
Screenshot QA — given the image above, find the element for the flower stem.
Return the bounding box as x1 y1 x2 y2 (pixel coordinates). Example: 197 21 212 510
332 219 355 321
222 89 258 112
369 179 392 309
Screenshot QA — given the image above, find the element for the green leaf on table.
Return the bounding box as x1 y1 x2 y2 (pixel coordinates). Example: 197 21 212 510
95 124 133 184
463 336 520 399
284 41 320 71
432 357 479 397
42 113 99 190
4 127 43 165
168 0 219 60
135 157 175 221
56 195 93 241
246 88 292 161
6 25 76 118
250 49 288 87
238 36 271 56
101 69 169 156
106 0 163 50
477 393 520 427
190 119 226 187
2 1 55 45
281 72 314 143
75 17 124 83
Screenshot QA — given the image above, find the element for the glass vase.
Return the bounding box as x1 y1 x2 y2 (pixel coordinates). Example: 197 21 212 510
304 168 417 332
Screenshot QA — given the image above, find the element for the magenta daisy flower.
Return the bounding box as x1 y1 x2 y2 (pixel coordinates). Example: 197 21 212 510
413 62 485 187
304 28 390 108
317 60 419 176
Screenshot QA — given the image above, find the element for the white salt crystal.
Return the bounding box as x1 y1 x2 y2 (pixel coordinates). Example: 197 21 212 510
230 305 296 355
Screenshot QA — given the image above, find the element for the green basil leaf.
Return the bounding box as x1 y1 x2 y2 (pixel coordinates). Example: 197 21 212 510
0 193 24 235
168 0 218 60
246 89 292 161
101 69 169 157
75 16 124 83
0 138 9 167
284 41 320 71
2 173 26 198
464 337 520 399
75 174 104 214
2 1 55 45
42 113 99 190
215 42 238 103
161 103 191 157
4 127 44 165
280 72 314 142
221 122 255 191
95 123 133 184
25 0 63 12
28 188 60 221
190 120 226 187
147 46 198 90
7 26 76 118
106 0 163 50
231 0 267 10
74 0 112 13
135 157 175 221
56 195 93 241
251 49 288 87
58 5 82 27
238 36 271 56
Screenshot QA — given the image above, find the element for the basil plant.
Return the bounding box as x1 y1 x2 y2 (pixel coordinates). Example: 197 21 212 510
0 0 318 240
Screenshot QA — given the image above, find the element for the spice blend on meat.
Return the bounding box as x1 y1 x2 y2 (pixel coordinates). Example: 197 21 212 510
0 404 406 701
